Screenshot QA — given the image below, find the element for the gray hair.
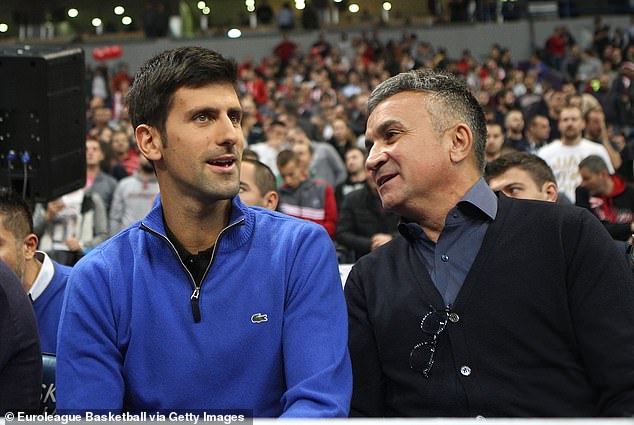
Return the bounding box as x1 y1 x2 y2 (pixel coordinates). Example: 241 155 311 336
367 69 487 171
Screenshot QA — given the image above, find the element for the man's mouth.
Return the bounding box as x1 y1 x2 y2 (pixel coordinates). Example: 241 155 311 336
376 173 397 187
207 157 236 168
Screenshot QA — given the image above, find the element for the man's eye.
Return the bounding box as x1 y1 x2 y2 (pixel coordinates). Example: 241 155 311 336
229 113 242 125
195 114 209 122
385 131 399 141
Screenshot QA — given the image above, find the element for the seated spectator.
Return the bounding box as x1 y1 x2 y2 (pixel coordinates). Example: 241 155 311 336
485 152 559 202
287 126 346 188
86 138 118 212
538 104 614 203
111 130 141 177
335 172 399 262
89 105 114 143
277 150 337 237
109 155 159 235
503 109 529 152
250 119 288 177
327 117 358 161
239 159 279 210
33 187 109 266
525 114 551 153
485 122 506 162
0 259 42 414
584 107 623 171
576 155 634 241
335 146 368 206
0 188 70 354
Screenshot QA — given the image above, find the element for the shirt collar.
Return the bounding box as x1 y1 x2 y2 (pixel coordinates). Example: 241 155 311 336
29 251 55 302
399 177 497 240
457 177 498 221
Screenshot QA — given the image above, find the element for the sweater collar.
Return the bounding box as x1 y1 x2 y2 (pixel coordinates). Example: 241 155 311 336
141 195 253 252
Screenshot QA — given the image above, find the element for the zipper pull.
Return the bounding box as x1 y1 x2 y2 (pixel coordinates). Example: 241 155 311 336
190 287 201 323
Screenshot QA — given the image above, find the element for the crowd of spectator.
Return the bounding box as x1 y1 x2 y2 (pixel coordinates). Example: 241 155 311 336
48 16 634 266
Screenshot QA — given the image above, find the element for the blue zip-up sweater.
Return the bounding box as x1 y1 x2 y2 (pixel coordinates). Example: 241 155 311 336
56 196 351 417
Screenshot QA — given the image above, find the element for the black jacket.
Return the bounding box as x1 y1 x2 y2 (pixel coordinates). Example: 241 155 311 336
345 195 634 417
335 185 400 261
0 260 42 414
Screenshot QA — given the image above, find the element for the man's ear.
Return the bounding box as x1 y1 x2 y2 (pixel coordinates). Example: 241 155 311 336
264 191 279 211
136 124 163 161
542 181 559 202
448 123 473 165
23 233 38 261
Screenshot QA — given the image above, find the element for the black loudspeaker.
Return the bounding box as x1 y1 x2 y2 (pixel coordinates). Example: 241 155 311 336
0 46 86 202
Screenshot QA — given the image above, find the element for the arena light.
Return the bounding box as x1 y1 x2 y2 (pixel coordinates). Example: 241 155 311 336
114 6 125 15
122 16 132 25
197 1 206 9
0 23 8 33
383 2 392 11
91 17 102 27
227 28 242 38
202 6 211 15
67 8 79 18
348 3 360 13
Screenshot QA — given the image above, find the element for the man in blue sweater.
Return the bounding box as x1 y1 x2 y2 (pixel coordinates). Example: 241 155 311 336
346 69 634 416
0 187 71 354
56 47 351 416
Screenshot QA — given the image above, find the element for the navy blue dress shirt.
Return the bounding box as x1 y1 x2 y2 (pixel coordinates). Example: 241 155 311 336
399 178 498 306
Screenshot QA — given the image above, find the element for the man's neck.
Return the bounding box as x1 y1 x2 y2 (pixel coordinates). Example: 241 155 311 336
409 173 481 243
86 165 100 178
507 131 523 140
350 171 366 183
561 135 582 146
526 135 541 148
485 150 501 162
161 192 233 254
22 258 43 294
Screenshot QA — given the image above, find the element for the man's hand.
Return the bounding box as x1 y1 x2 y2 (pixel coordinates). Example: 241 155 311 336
65 238 83 253
371 233 393 251
44 199 65 222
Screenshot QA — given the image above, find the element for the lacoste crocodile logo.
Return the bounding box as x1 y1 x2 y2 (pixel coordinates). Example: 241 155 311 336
251 313 268 323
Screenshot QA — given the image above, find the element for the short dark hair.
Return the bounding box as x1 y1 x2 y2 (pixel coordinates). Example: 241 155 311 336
0 188 33 239
367 69 487 172
126 47 238 140
277 149 297 169
485 152 556 188
243 159 277 195
527 114 548 128
345 145 367 159
578 155 609 174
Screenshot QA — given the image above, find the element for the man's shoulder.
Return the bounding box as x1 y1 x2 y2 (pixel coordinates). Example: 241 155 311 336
537 140 563 156
97 171 118 186
497 195 591 232
251 206 325 235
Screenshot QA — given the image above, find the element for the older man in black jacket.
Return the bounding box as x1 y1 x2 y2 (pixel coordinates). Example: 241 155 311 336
345 69 634 417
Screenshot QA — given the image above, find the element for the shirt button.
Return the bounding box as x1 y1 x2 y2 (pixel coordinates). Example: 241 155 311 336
441 254 449 262
448 312 460 323
460 365 471 376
